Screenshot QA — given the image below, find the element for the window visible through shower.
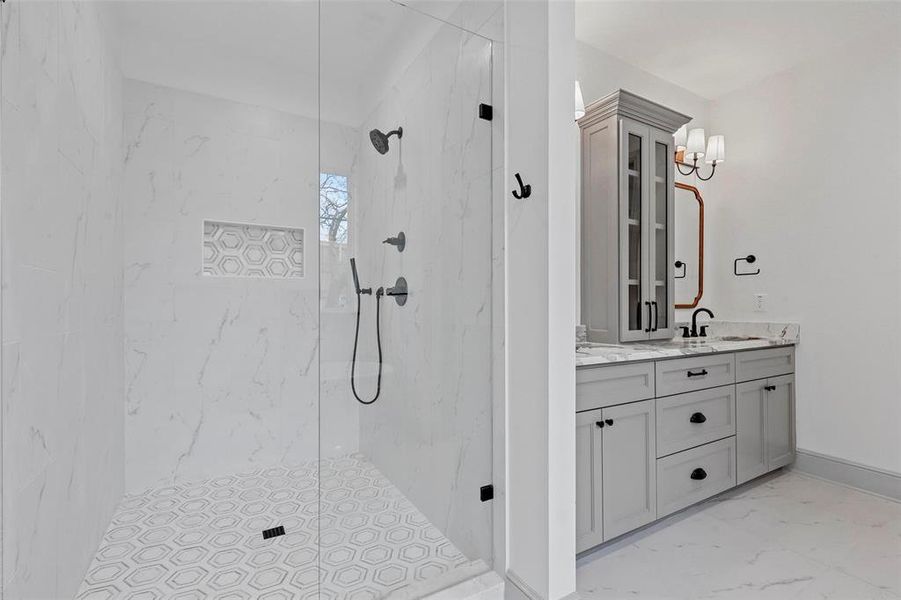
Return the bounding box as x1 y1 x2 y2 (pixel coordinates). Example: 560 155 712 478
0 0 496 598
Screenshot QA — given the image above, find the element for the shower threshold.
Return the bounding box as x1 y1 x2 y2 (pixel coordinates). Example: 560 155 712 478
77 454 475 599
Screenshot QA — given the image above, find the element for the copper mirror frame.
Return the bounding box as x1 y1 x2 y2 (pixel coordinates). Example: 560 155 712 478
675 182 704 309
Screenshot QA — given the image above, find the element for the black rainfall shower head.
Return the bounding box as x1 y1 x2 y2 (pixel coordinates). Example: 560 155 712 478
369 127 403 155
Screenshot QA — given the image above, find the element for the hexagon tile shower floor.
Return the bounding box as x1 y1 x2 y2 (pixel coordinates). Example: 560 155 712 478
76 454 470 599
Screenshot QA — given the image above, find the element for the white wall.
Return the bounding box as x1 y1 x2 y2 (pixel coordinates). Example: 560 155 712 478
577 42 710 123
1 2 125 597
704 31 901 473
121 80 359 492
505 1 576 598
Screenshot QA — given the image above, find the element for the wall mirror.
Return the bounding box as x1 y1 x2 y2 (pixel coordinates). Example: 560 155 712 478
673 182 704 308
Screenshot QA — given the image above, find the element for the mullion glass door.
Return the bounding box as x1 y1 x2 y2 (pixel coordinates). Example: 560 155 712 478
620 120 650 341
648 130 674 339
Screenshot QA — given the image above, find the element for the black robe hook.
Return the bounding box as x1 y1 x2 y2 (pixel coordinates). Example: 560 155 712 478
512 172 531 199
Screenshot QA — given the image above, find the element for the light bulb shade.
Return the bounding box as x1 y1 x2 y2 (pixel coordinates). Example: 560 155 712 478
673 124 688 151
685 128 706 159
574 81 585 120
705 135 725 164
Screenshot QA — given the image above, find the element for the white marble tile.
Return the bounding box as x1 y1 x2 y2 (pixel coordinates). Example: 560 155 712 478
577 471 901 600
2 1 126 598
121 81 360 493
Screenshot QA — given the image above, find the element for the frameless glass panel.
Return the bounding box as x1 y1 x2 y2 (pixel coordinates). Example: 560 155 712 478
320 2 494 596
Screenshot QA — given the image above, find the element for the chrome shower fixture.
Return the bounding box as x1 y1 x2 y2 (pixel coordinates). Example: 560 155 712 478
369 127 403 155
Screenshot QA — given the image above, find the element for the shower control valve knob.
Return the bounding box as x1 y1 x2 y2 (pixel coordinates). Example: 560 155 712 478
385 277 408 307
382 231 406 252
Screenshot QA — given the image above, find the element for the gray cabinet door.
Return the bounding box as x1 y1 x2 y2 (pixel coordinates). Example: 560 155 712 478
581 117 619 343
619 118 651 342
576 409 605 552
766 374 796 470
647 127 675 340
602 399 657 540
736 381 768 484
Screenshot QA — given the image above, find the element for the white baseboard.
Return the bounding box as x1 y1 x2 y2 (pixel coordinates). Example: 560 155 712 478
792 449 901 501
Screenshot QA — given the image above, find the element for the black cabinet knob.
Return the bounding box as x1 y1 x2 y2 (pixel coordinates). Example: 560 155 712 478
764 385 776 391
595 421 605 428
686 369 708 378
690 468 707 480
689 412 707 424
605 418 614 426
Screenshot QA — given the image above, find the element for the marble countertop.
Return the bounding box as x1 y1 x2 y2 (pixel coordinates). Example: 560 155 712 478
576 321 800 368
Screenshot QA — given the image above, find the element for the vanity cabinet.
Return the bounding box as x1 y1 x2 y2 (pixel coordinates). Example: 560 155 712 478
576 346 796 553
736 374 796 484
579 90 691 343
576 401 657 552
601 400 657 540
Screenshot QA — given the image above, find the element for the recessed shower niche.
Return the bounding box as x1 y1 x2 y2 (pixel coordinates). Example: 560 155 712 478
202 220 305 279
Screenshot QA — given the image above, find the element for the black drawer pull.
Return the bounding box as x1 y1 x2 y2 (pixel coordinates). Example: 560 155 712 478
686 369 708 378
689 412 707 424
764 385 776 391
595 421 604 428
690 468 707 480
605 418 614 426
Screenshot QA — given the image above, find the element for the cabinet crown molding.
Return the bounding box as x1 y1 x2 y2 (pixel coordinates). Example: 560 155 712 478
579 89 691 133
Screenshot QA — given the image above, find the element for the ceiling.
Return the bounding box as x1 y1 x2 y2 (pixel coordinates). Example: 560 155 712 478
104 0 451 126
575 1 901 100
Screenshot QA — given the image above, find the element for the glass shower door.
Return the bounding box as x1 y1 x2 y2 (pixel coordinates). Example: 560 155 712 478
318 2 495 596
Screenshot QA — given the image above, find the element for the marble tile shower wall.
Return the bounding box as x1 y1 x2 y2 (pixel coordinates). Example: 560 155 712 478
121 80 359 493
1 2 125 598
349 22 494 563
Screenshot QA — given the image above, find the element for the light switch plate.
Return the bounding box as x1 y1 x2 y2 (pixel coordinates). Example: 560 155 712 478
753 293 767 312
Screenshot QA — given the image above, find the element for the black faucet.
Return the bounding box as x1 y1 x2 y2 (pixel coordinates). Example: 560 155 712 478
683 307 715 338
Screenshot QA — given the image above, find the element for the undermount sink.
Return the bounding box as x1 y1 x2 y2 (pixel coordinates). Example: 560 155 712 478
713 335 763 342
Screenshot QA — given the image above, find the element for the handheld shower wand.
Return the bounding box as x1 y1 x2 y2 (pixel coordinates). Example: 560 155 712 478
349 258 382 405
350 258 371 295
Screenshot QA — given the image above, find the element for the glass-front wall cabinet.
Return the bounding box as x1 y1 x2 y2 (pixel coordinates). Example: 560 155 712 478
579 90 687 344
619 119 675 342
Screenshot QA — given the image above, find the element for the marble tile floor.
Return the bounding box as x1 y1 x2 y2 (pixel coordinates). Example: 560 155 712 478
77 454 471 599
577 470 901 599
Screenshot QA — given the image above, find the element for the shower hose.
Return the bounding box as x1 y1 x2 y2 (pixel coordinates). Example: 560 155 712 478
350 287 383 405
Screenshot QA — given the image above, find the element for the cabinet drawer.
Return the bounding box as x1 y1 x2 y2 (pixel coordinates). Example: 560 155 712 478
655 354 735 397
577 362 655 412
657 437 736 518
656 387 736 457
735 347 795 382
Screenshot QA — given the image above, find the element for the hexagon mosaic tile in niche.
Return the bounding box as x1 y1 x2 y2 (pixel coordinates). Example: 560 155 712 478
203 220 304 279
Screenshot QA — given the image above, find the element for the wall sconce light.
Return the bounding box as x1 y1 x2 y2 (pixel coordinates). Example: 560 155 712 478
673 125 725 181
575 81 585 120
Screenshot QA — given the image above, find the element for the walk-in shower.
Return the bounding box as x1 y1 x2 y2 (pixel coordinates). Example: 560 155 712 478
1 0 496 598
